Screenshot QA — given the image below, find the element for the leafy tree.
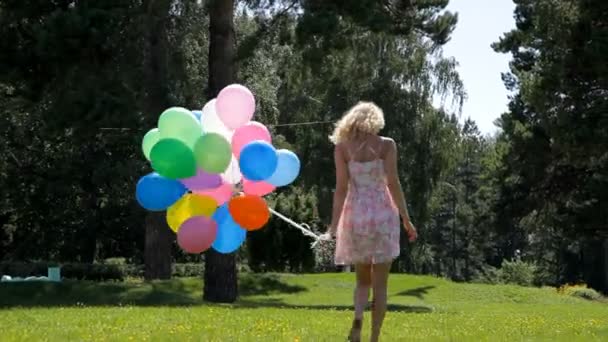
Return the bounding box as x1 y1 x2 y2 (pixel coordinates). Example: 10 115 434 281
493 0 608 291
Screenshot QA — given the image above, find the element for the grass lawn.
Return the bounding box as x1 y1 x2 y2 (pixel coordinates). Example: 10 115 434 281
1 273 607 341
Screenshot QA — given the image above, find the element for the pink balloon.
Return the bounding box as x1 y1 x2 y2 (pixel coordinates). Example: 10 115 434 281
177 216 218 254
195 183 234 205
216 84 256 130
243 179 275 196
231 122 271 158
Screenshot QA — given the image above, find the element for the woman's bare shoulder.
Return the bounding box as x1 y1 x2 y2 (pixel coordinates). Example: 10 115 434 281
334 141 348 151
379 136 396 148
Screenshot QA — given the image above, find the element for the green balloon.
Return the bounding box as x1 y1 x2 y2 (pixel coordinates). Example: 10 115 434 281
142 128 160 160
158 107 202 148
194 133 232 174
150 138 197 179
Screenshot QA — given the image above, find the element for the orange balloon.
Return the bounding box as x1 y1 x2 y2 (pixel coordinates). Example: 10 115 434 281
228 194 270 231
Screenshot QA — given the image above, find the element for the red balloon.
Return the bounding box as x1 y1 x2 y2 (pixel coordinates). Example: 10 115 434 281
228 194 270 231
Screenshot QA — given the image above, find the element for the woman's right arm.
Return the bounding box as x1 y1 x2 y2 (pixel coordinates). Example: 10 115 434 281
383 138 416 237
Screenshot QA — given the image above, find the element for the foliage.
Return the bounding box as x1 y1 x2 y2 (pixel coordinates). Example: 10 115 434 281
498 259 538 287
312 238 337 272
491 0 608 292
248 186 320 272
558 283 604 301
0 0 606 295
474 258 538 287
0 262 215 281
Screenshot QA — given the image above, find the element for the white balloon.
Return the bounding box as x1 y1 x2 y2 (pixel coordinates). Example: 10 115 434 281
201 99 232 138
222 156 242 185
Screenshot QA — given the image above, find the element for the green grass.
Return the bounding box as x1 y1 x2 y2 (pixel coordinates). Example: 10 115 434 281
1 273 606 341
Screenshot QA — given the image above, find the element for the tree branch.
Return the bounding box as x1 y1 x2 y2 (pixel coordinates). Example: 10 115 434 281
236 0 299 61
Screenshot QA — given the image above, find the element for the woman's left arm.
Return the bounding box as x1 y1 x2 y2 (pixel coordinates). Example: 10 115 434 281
328 144 349 236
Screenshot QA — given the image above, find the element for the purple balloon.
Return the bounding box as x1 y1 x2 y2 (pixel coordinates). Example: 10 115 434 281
180 169 222 191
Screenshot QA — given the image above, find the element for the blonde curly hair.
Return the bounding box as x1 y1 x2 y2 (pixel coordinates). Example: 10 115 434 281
329 101 385 144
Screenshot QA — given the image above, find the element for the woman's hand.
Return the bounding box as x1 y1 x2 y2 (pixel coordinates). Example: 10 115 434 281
319 232 333 241
321 223 337 240
403 219 418 242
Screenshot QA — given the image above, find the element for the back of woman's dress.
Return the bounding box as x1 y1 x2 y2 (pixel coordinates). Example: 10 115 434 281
335 142 401 265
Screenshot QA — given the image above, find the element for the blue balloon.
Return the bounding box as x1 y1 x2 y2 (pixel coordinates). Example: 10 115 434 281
135 173 187 211
211 204 247 254
267 149 301 187
239 141 278 181
191 110 202 121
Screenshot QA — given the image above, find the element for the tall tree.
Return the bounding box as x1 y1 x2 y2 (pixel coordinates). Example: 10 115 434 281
0 0 208 272
203 0 238 303
493 0 608 291
0 0 146 263
142 0 174 281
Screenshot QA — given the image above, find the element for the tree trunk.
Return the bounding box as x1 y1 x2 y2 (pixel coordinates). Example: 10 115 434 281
203 0 238 303
206 0 236 100
145 212 173 280
451 196 457 279
603 238 608 294
142 0 173 280
0 213 10 260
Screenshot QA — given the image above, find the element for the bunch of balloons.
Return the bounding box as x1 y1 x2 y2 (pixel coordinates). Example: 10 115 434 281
135 84 301 254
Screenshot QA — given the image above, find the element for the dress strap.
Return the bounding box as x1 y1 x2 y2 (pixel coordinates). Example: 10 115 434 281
351 140 379 160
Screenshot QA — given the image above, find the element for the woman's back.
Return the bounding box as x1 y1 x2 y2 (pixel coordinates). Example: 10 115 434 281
343 137 389 193
327 101 417 342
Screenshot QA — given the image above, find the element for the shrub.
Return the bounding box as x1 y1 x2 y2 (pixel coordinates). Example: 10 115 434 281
313 239 337 272
104 258 127 265
172 263 202 277
499 259 537 286
248 187 319 272
474 260 538 286
0 262 128 281
474 265 503 284
557 284 603 301
0 262 208 280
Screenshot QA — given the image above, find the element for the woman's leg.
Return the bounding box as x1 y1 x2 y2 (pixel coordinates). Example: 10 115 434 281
370 262 391 342
350 263 372 341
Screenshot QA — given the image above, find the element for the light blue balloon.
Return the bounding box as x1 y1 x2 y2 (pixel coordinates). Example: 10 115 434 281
135 173 187 211
191 110 202 121
267 149 301 187
239 141 278 181
211 204 247 254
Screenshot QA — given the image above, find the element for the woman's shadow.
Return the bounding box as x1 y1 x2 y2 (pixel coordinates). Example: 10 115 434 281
236 280 435 313
234 298 433 313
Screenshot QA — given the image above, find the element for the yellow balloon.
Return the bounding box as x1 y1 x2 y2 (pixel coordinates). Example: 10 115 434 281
166 194 218 232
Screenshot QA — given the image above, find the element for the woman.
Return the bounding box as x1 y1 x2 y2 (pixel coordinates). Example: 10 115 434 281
323 101 417 342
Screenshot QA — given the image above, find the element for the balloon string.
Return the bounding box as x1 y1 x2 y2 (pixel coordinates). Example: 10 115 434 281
99 120 333 131
268 208 323 248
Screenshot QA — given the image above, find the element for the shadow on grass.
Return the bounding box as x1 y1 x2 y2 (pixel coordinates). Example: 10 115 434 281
0 274 305 309
232 297 433 313
0 279 199 308
239 274 306 296
394 285 436 299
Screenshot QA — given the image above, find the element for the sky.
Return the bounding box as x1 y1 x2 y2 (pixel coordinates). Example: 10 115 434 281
439 0 517 134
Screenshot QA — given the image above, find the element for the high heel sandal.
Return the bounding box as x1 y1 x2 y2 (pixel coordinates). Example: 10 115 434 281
347 318 362 342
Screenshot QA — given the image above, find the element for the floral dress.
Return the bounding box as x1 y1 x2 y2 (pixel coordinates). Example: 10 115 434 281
334 143 401 265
